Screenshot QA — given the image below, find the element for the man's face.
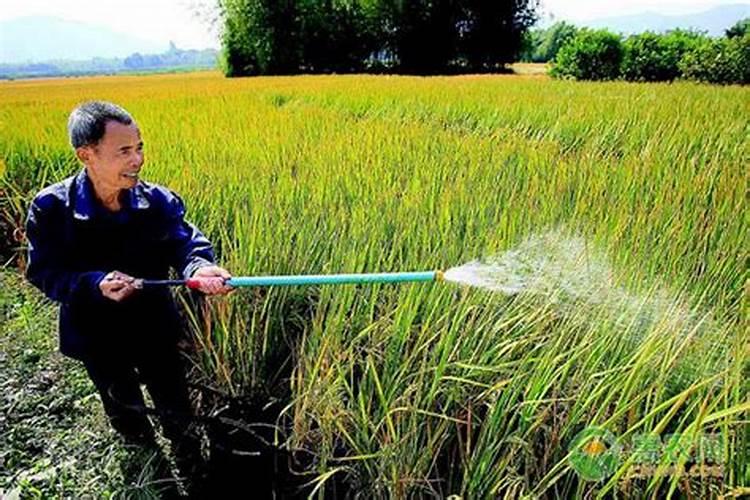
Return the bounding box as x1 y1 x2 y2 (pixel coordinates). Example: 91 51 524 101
78 121 144 190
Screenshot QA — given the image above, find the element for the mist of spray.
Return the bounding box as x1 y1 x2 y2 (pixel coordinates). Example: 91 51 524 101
442 229 730 385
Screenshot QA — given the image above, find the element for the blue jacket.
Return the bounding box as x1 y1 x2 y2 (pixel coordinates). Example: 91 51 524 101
25 168 215 360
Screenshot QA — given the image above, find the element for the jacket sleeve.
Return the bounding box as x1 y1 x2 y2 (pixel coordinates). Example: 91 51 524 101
24 200 107 305
164 192 216 279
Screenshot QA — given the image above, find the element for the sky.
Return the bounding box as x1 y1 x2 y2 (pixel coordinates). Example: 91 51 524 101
0 0 222 49
1 0 749 49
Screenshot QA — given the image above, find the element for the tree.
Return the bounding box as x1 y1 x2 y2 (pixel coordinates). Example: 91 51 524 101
550 29 623 81
297 0 382 72
726 17 749 38
519 27 542 62
621 30 705 82
218 0 540 76
679 34 750 85
385 0 539 74
457 0 540 72
524 21 578 63
219 0 300 76
387 0 457 74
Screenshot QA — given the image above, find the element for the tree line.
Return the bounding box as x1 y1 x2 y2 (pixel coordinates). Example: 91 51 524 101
523 19 749 85
218 0 539 76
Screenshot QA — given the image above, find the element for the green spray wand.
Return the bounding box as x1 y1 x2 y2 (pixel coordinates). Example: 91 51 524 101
136 270 445 289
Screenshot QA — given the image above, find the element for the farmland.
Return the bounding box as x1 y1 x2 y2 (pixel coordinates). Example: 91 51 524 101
1 71 747 498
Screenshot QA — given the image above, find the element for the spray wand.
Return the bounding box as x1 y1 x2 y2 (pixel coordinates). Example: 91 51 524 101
135 270 445 290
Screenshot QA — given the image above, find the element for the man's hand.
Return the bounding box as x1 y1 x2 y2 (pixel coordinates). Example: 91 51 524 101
190 265 234 295
99 270 138 302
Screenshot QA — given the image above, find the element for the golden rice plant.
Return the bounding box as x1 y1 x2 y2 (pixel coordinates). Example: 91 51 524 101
1 71 747 498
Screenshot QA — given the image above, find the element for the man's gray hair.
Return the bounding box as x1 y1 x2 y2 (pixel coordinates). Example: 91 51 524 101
67 101 135 149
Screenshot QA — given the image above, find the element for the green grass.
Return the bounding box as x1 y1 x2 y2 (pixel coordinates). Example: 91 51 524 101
0 72 747 498
0 271 175 498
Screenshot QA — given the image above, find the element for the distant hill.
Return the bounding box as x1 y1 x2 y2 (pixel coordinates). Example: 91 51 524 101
0 42 218 79
576 4 750 36
0 16 165 64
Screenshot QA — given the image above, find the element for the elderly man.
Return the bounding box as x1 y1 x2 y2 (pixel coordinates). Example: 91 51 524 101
24 100 232 491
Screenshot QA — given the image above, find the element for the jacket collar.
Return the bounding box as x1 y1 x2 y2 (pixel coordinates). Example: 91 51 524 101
72 168 150 220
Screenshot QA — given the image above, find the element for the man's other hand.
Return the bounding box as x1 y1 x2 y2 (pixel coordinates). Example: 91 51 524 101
100 270 138 302
191 265 234 295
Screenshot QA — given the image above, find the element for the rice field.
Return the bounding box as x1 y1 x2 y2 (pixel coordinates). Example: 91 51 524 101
0 71 747 498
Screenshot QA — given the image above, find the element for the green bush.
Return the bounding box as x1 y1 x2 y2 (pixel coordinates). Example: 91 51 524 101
621 30 706 82
725 17 749 38
679 34 750 85
551 29 623 81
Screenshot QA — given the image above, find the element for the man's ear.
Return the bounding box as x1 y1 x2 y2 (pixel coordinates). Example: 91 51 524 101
75 146 93 165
